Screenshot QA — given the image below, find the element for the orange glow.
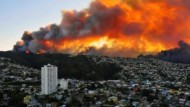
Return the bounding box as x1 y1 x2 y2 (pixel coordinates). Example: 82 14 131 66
16 0 190 57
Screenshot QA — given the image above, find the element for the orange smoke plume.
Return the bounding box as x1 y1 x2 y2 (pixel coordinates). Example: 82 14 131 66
14 0 190 57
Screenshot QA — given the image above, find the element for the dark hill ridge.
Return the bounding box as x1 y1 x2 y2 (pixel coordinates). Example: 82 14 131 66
0 51 121 80
1 51 190 82
155 41 190 64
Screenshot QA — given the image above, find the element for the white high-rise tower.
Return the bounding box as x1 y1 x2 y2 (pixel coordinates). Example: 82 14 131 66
41 64 58 95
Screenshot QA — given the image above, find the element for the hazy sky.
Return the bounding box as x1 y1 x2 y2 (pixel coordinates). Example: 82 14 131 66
0 0 91 51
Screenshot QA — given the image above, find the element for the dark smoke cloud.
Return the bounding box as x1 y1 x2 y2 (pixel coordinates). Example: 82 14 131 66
21 31 33 41
13 1 124 53
14 24 63 53
13 0 190 58
32 27 49 40
31 24 63 40
123 22 145 36
13 31 33 52
60 2 124 36
156 41 190 63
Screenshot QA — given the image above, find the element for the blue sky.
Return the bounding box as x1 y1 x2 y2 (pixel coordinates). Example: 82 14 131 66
0 0 91 51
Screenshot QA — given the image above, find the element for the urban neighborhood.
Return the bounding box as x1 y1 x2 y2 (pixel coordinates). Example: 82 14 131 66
1 56 190 107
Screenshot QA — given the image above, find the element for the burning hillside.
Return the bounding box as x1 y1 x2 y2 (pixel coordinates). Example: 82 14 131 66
14 0 190 57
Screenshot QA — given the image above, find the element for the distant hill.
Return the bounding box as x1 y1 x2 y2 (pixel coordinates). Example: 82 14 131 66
0 51 190 82
0 51 121 80
139 41 190 64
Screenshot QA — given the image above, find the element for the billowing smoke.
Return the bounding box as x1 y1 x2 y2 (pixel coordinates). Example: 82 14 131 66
156 41 190 63
14 0 190 57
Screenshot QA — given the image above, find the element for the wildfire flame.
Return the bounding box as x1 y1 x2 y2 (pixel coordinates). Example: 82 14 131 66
14 0 190 57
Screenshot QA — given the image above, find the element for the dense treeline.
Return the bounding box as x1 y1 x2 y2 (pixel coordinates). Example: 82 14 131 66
0 51 121 80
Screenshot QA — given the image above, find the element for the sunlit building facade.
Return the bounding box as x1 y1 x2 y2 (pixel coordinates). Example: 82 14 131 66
41 64 58 95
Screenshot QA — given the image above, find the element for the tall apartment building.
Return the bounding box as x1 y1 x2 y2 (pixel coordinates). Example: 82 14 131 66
41 64 58 95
